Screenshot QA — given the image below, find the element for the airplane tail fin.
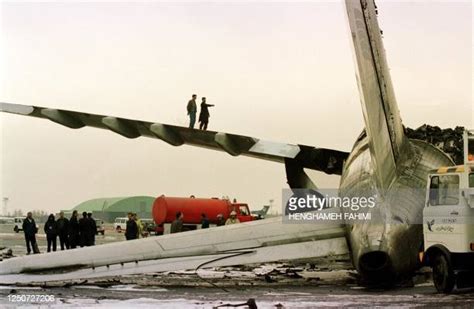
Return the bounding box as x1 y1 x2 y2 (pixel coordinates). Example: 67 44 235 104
345 0 411 190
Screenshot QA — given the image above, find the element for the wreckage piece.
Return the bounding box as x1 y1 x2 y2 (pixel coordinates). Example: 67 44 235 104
405 125 465 164
0 214 347 284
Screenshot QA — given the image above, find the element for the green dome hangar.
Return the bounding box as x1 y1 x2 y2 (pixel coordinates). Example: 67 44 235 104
63 196 155 222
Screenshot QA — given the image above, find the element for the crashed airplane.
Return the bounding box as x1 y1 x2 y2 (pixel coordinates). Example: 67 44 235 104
0 0 461 285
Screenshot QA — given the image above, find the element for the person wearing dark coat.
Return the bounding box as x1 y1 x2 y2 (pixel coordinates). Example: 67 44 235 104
216 214 225 226
87 212 97 246
170 212 184 234
56 211 69 250
187 94 197 129
22 212 38 254
68 210 80 249
201 213 209 229
78 211 89 247
44 214 58 252
198 97 215 131
125 212 138 240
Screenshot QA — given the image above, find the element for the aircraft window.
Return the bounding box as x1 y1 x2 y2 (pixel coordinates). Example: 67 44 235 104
429 176 439 206
429 175 459 206
239 206 249 216
468 139 474 162
469 173 474 188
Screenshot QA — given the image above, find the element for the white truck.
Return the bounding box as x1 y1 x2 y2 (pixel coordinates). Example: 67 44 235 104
114 217 128 232
422 130 474 293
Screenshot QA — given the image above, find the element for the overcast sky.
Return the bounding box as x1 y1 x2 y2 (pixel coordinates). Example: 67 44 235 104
0 0 472 215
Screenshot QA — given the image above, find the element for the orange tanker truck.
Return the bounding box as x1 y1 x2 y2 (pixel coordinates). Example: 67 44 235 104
151 195 254 235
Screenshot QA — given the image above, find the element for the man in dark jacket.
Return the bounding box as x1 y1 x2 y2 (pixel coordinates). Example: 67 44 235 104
198 97 215 131
68 210 80 249
44 214 58 252
125 212 138 240
78 212 89 247
201 213 209 229
87 213 97 246
216 214 225 226
187 94 197 129
22 212 38 254
56 211 69 250
170 212 184 233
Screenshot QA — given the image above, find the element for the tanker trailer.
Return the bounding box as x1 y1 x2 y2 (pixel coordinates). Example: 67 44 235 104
152 195 254 234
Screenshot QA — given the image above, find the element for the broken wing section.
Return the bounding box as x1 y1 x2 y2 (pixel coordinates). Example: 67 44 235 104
345 0 410 190
1 102 348 175
0 215 348 284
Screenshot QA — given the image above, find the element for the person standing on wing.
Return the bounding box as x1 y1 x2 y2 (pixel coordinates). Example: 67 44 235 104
198 97 215 131
187 94 197 129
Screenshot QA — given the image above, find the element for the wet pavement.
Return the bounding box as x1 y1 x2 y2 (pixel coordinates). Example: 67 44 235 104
1 283 474 308
1 225 474 308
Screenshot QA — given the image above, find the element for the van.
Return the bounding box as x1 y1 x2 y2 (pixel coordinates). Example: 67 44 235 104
114 217 128 232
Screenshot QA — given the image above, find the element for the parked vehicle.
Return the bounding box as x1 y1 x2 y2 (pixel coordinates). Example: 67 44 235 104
421 129 474 293
152 195 254 235
13 217 24 233
114 217 128 232
95 219 105 235
0 217 14 224
141 218 156 236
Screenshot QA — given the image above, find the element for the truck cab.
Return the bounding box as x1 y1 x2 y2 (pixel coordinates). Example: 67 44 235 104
422 130 474 293
231 203 253 222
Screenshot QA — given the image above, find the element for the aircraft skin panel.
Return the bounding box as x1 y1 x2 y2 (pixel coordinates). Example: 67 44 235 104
0 102 348 175
345 0 409 190
0 213 347 277
0 238 348 284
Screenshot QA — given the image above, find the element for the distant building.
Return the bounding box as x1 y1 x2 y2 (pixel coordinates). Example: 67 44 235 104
63 196 155 222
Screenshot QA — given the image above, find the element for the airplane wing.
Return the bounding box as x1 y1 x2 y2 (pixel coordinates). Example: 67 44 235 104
1 102 348 176
0 214 348 284
345 0 412 190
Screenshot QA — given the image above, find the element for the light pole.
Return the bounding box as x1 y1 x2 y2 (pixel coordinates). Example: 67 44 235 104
268 198 275 215
2 197 9 216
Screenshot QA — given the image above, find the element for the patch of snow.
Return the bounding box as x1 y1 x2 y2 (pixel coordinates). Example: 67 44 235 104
108 285 167 292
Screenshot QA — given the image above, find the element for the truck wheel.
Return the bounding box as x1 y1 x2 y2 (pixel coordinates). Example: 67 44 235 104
14 226 19 233
432 253 455 293
116 226 121 233
101 231 105 235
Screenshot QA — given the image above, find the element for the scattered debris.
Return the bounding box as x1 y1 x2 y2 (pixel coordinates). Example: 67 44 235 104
213 298 257 309
264 274 276 283
405 125 465 164
0 247 14 261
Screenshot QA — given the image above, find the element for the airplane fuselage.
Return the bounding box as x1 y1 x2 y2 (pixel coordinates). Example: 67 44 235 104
340 136 454 283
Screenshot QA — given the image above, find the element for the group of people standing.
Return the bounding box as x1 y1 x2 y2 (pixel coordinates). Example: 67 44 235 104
187 94 215 130
22 210 98 254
